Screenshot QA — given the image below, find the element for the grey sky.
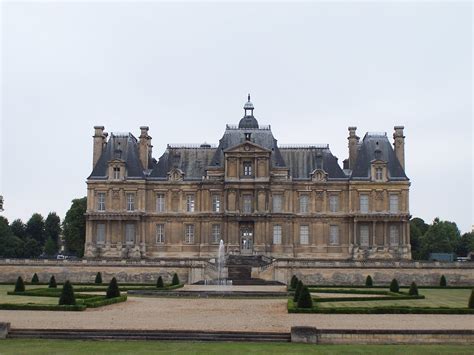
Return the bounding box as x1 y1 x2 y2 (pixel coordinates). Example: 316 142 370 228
1 1 472 232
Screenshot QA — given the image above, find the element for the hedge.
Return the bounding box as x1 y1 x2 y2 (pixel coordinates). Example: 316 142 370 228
289 285 474 290
83 295 127 308
314 295 425 303
0 303 86 311
307 288 399 295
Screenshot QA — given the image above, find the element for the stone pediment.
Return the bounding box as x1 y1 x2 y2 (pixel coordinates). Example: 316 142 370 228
310 168 327 182
224 141 271 154
167 167 184 181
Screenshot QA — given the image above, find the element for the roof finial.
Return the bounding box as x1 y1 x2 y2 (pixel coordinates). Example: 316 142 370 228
248 93 251 102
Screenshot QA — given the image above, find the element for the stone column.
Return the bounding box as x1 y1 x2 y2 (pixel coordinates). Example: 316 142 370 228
372 221 376 247
353 220 357 245
383 221 387 246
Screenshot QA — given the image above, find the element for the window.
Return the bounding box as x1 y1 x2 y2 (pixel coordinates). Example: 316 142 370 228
186 194 195 212
299 195 309 213
212 195 220 212
96 224 105 244
329 195 339 212
273 225 282 245
156 193 165 212
272 194 283 213
243 195 253 213
97 192 106 211
185 224 195 244
389 194 399 213
360 194 369 213
156 224 165 244
126 193 135 211
243 161 252 176
375 168 383 181
390 225 399 245
211 224 221 244
360 225 369 246
113 167 120 180
300 225 309 245
125 223 135 244
329 225 339 245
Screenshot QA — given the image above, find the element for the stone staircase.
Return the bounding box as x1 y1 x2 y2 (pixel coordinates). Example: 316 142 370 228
225 255 282 285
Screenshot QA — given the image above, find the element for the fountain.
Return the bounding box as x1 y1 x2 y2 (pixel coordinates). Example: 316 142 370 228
203 239 232 286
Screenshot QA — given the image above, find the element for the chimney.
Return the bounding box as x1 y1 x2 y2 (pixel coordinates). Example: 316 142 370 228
347 126 360 170
393 126 405 170
93 126 107 169
139 126 152 169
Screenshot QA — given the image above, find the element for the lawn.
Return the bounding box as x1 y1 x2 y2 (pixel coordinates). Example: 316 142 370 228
0 285 57 305
0 339 472 355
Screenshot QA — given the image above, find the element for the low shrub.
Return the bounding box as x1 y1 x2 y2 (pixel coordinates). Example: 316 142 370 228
297 286 313 309
14 276 25 293
365 275 373 287
293 280 303 302
31 273 39 284
290 275 298 289
84 295 127 308
172 273 180 286
409 281 418 296
0 303 86 311
389 279 400 293
440 275 447 287
314 295 425 303
156 276 164 288
59 280 76 305
48 275 57 288
106 277 121 299
468 289 474 309
95 272 103 284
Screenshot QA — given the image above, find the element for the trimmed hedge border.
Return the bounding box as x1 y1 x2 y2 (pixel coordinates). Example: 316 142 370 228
314 295 425 303
306 289 400 295
83 295 128 308
0 303 86 311
288 285 473 290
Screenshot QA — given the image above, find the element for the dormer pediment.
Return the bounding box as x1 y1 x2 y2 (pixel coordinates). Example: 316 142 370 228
168 167 184 181
224 141 271 154
310 168 328 182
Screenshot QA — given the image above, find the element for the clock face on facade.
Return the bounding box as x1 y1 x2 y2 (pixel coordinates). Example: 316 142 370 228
244 145 250 151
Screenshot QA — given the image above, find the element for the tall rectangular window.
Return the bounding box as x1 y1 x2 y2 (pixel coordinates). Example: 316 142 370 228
113 167 120 180
375 168 383 181
360 194 369 213
156 224 165 244
273 225 282 245
243 162 252 176
211 224 221 244
156 193 165 212
299 195 309 213
186 194 195 212
185 224 195 244
300 225 309 245
125 223 135 244
126 193 135 211
272 194 283 213
97 192 106 211
329 225 339 245
360 225 369 246
96 223 105 244
389 194 399 213
329 195 339 212
212 195 220 212
390 225 399 245
243 195 253 213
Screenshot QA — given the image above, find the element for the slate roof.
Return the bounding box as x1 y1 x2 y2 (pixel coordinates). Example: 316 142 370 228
351 133 408 181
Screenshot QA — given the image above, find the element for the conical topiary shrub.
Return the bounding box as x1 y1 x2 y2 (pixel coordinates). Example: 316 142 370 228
156 276 164 288
172 273 180 286
106 277 121 299
293 280 304 302
95 272 103 284
48 275 57 288
389 278 400 293
31 273 39 284
440 275 447 287
468 289 474 309
365 275 373 287
409 281 418 296
59 280 76 305
14 276 25 293
297 286 313 309
290 275 298 289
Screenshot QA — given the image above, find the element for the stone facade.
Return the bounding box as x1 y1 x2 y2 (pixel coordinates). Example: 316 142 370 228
84 96 411 260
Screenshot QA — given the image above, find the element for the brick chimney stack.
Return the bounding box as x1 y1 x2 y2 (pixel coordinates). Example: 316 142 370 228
139 126 152 170
347 126 360 170
93 126 107 169
393 126 405 170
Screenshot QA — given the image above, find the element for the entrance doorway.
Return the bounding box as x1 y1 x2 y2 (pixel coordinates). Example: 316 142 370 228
240 223 254 254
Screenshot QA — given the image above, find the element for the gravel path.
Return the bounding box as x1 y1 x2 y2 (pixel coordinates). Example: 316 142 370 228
1 297 473 332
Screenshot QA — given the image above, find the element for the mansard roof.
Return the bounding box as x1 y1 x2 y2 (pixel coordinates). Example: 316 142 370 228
351 133 408 181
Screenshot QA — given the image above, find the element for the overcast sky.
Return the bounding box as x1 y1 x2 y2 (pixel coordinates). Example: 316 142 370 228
1 1 472 233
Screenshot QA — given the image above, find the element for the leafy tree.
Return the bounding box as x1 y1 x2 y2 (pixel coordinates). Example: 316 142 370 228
172 273 180 286
95 272 103 284
365 275 373 287
106 277 121 298
10 219 27 239
31 273 39 284
468 289 474 309
44 212 61 244
409 223 423 260
23 238 42 258
44 237 58 256
290 275 298 289
409 281 418 296
26 213 45 244
293 280 303 302
62 197 87 257
0 218 24 258
456 232 474 257
297 286 313 309
411 217 429 235
49 275 57 288
156 276 164 288
389 278 400 293
59 280 76 305
420 218 461 260
440 275 447 287
14 276 25 292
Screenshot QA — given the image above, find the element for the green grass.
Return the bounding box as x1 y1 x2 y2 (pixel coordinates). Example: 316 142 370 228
0 339 472 355
0 285 57 305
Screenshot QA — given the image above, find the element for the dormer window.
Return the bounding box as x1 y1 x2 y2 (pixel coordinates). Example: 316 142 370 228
243 161 252 176
245 133 251 141
113 167 120 180
375 168 383 181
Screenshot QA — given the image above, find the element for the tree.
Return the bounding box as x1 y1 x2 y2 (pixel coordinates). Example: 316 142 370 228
411 217 429 235
409 282 418 296
106 277 121 298
365 275 373 287
468 289 474 309
59 280 76 305
31 273 39 284
420 218 461 260
409 223 423 260
14 276 25 292
95 272 103 284
10 219 27 239
0 218 24 258
440 275 447 287
26 213 45 244
62 197 87 257
456 232 474 257
297 286 313 309
156 276 164 288
389 279 400 293
44 237 58 256
23 238 42 258
290 275 298 289
293 280 303 302
172 273 180 286
44 212 61 244
49 275 57 288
